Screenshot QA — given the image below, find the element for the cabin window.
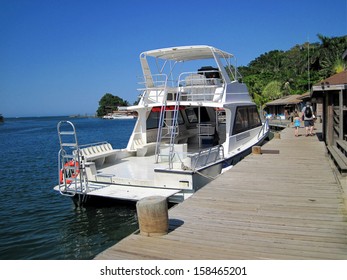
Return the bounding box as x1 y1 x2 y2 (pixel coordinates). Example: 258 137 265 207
186 107 210 123
232 106 261 135
186 108 198 123
233 107 248 134
146 110 184 129
198 107 210 122
176 111 185 125
147 111 160 129
185 107 210 123
248 106 262 128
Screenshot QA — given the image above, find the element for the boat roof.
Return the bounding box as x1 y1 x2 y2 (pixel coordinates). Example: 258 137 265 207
141 45 234 62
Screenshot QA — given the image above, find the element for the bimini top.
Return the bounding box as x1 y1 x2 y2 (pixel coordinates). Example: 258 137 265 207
140 45 234 62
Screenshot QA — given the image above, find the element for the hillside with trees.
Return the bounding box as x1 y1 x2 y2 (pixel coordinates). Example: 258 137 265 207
238 34 346 108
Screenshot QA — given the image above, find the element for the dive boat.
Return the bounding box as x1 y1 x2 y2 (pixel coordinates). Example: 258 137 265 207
55 45 269 205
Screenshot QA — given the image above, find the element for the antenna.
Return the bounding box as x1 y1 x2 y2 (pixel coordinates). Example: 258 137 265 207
307 36 310 91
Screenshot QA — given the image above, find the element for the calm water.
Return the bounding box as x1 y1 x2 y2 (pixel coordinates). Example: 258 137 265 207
0 117 139 259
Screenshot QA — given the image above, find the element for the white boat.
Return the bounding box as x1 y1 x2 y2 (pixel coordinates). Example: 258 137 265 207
55 45 269 205
102 113 135 119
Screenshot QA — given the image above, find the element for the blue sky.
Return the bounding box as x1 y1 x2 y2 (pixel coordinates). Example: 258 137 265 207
1 0 346 117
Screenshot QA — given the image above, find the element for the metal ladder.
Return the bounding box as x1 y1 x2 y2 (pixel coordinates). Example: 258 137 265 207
155 89 181 169
57 121 87 196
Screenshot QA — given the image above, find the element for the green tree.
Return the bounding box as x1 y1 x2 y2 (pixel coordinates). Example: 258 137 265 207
241 74 267 98
96 93 129 117
332 58 345 73
253 92 267 110
313 34 347 76
262 81 283 101
238 34 347 104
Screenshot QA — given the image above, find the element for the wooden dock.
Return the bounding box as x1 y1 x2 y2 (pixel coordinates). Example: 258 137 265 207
95 124 347 260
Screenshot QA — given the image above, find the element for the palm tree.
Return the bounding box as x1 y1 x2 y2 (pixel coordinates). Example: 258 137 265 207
316 34 347 76
262 81 283 101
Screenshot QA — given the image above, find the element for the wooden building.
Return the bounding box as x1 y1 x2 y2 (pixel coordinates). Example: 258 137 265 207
311 70 347 175
264 93 308 119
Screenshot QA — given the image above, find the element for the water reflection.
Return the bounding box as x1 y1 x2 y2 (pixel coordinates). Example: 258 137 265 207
56 204 138 259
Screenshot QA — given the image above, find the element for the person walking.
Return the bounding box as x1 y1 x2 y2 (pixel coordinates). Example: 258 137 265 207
293 111 301 137
301 101 314 136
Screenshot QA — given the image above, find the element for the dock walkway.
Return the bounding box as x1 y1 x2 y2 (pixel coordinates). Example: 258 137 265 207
95 124 347 259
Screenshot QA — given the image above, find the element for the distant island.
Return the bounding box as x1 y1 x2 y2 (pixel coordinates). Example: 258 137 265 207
69 114 96 118
96 93 131 117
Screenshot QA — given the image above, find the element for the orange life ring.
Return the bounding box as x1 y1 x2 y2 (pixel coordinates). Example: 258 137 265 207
59 160 80 184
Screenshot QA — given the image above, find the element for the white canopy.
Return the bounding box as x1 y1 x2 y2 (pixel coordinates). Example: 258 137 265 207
140 45 234 62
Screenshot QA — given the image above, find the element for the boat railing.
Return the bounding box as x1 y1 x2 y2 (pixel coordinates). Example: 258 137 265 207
177 71 224 102
137 73 168 88
57 121 88 197
190 144 225 170
226 66 243 82
257 118 269 140
137 74 169 104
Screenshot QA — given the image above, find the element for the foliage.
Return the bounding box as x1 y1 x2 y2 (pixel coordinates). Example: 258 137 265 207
96 93 129 117
314 34 347 77
238 34 347 106
262 81 283 101
332 58 345 73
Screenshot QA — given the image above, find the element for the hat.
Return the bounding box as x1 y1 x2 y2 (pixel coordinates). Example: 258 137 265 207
306 101 311 106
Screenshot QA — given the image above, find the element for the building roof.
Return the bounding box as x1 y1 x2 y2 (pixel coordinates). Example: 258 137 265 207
265 94 305 106
314 70 347 86
312 70 347 93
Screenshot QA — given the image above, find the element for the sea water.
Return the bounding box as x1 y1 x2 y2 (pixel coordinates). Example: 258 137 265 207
0 117 139 259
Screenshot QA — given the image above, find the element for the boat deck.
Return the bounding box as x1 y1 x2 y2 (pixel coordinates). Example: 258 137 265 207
95 124 347 259
95 142 219 185
82 155 180 201
87 183 179 201
98 154 161 184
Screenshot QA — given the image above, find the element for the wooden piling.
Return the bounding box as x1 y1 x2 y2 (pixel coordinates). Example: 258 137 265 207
252 146 262 155
136 196 168 237
274 132 281 139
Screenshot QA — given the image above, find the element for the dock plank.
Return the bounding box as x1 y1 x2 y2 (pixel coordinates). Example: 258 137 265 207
95 125 347 260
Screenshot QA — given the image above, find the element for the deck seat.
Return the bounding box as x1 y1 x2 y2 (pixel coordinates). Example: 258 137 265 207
133 138 157 157
173 127 197 144
336 140 347 155
80 143 118 167
327 145 347 176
